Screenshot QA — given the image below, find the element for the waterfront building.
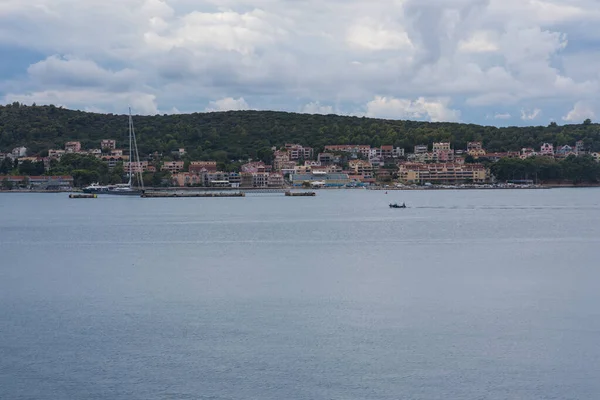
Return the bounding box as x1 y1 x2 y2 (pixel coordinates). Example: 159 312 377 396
228 173 241 187
202 171 230 187
189 161 217 174
290 172 351 187
398 163 488 184
0 175 74 190
172 172 202 187
267 173 285 187
576 140 585 155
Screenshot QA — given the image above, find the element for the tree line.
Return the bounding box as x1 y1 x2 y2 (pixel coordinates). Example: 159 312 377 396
1 103 600 185
2 103 600 162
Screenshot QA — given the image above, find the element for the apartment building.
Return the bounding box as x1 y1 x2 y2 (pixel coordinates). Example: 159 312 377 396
189 161 217 174
432 142 454 162
348 159 373 176
284 144 314 160
123 161 150 174
101 139 116 150
324 145 371 158
414 144 428 154
101 155 129 169
398 163 488 184
161 161 184 173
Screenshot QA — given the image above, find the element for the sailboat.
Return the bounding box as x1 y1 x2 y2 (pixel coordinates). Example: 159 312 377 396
105 108 145 196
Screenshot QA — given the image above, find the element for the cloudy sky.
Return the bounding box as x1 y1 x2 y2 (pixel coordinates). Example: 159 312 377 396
1 0 599 125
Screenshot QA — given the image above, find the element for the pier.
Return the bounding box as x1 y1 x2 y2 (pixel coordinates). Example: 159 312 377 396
285 191 316 197
141 191 245 198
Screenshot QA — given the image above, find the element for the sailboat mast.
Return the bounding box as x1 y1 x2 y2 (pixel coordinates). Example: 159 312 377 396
128 108 133 186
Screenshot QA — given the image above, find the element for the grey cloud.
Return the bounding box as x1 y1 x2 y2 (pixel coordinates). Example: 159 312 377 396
2 0 600 124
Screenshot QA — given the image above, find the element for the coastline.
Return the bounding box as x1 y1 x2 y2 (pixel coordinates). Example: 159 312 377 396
1 183 599 194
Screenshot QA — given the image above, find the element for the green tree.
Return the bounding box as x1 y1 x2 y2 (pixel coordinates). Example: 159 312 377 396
1 177 13 190
0 157 12 174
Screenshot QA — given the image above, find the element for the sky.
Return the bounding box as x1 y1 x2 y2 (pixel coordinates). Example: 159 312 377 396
1 0 599 126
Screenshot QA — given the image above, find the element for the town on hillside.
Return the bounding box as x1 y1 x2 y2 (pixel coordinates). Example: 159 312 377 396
1 139 600 191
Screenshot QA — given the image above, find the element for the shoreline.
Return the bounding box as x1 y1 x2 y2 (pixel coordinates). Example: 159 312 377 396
1 184 599 194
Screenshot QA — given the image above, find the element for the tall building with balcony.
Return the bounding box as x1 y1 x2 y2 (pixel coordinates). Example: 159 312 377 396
432 142 454 162
284 144 314 160
101 139 116 150
324 145 371 158
161 161 184 173
398 163 488 184
189 161 217 174
414 144 428 154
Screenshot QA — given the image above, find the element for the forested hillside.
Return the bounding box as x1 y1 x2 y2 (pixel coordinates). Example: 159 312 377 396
1 102 600 161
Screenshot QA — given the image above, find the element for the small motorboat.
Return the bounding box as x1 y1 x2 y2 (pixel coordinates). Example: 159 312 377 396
389 203 407 209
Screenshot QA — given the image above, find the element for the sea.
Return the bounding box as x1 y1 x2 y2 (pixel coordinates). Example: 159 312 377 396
1 188 599 400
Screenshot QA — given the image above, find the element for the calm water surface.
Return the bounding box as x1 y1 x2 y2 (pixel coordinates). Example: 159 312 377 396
1 189 600 399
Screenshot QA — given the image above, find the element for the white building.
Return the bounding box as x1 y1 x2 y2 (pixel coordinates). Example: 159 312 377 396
12 147 27 157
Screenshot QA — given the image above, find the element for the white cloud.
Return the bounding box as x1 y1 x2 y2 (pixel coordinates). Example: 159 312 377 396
1 0 600 124
493 112 511 120
346 18 413 51
301 101 334 115
562 101 595 122
3 90 160 115
205 97 251 112
365 96 461 122
458 31 498 53
521 108 542 120
27 55 139 90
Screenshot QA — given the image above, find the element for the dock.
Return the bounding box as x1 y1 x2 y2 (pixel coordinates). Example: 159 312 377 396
141 191 245 198
285 191 316 197
69 194 97 199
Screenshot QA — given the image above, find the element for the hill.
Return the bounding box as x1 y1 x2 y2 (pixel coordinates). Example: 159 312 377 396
1 102 600 161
